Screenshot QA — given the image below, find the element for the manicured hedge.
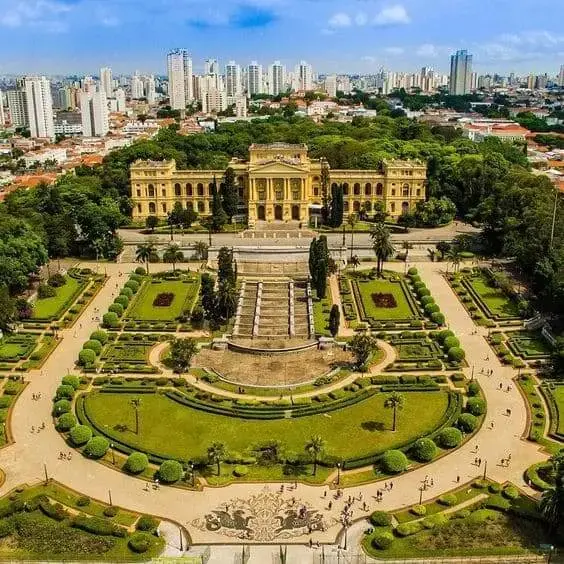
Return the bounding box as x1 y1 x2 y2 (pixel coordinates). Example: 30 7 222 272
396 521 423 537
78 349 97 366
370 511 392 527
457 413 478 432
61 374 81 390
56 412 77 431
128 532 153 553
158 459 183 483
381 450 408 473
438 493 457 506
103 312 120 328
372 531 394 549
466 397 486 416
53 399 71 415
411 438 437 462
83 340 103 355
84 436 110 458
56 384 75 400
125 452 149 474
436 427 463 448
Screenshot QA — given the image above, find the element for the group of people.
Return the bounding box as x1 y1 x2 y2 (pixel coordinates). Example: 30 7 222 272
31 392 42 401
30 422 45 433
58 451 72 460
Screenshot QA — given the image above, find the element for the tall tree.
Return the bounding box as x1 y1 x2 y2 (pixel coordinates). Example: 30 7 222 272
200 273 217 320
320 160 330 224
370 224 395 276
135 241 156 275
328 304 340 337
163 242 183 272
169 337 198 373
207 442 227 476
145 215 159 233
305 435 326 476
210 177 228 232
330 184 344 227
216 280 238 321
217 247 236 286
372 200 388 224
0 285 16 334
385 392 405 432
221 167 239 220
349 334 378 369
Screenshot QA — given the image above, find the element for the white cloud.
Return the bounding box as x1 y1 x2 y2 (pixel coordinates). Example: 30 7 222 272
416 43 439 57
384 46 404 55
328 12 351 28
361 55 377 64
354 12 368 26
499 30 564 47
373 4 410 26
0 0 72 31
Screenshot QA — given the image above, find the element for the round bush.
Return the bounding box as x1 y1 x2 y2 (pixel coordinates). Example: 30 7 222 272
447 347 465 361
424 303 440 314
420 296 435 306
467 381 480 397
78 349 97 366
103 312 120 328
84 436 109 458
55 384 75 399
53 399 71 415
70 425 92 446
489 484 501 494
372 531 394 550
431 312 445 325
422 514 449 529
61 374 81 390
411 504 426 516
457 413 478 433
503 485 520 500
444 336 460 349
370 511 392 527
233 465 248 477
438 330 455 343
120 287 134 299
103 506 118 517
417 288 431 298
136 515 158 532
158 460 183 483
407 267 418 276
436 427 463 449
438 493 458 506
125 452 149 474
90 331 108 347
114 295 129 308
381 450 408 473
396 521 423 537
411 438 437 462
128 532 152 553
124 280 140 293
56 412 77 431
108 303 124 316
76 496 90 507
466 397 486 416
83 340 102 355
134 267 146 275
413 280 425 289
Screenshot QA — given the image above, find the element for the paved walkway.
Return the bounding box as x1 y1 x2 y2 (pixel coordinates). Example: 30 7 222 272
0 260 549 550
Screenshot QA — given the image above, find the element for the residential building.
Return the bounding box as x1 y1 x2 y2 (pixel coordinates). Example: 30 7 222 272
131 73 144 99
54 110 82 136
235 96 247 118
7 88 29 127
225 61 242 100
24 76 55 140
325 74 337 98
0 91 5 127
199 75 226 114
297 61 313 91
204 58 219 76
268 61 286 96
559 65 564 87
23 147 67 167
460 118 530 142
145 75 156 104
100 67 113 95
167 49 193 110
247 62 263 96
115 88 126 112
130 143 427 223
449 49 472 95
80 90 109 137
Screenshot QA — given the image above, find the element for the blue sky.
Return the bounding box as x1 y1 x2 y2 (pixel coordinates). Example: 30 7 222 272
0 0 563 75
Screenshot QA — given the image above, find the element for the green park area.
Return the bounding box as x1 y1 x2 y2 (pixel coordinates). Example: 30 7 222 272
553 386 564 436
31 275 83 320
81 390 450 464
126 277 199 322
0 334 37 363
352 277 418 321
506 330 553 360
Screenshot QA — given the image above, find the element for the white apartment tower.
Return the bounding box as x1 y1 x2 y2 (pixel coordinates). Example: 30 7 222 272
0 91 5 127
559 65 564 87
80 90 109 137
325 75 337 98
167 49 193 110
24 76 55 140
225 61 242 100
247 61 263 96
204 58 219 76
131 73 144 99
268 61 285 96
297 60 313 91
200 75 226 114
449 50 472 95
100 67 113 95
145 76 156 104
7 90 28 127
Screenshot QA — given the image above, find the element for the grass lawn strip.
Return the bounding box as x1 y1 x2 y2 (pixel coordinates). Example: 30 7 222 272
31 275 84 320
312 289 333 337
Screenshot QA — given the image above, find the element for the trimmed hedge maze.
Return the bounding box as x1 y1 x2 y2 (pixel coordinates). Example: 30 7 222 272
540 382 564 441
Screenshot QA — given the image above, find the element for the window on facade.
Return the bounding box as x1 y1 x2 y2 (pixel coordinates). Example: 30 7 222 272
313 187 319 196
416 189 421 196
175 183 181 196
136 190 141 197
137 204 141 213
353 201 361 212
162 203 167 213
257 189 266 200
197 183 204 196
186 183 193 196
376 183 383 196
292 190 300 200
186 202 193 210
197 201 205 212
390 202 396 213
343 201 349 211
208 183 214 196
403 183 410 197
275 189 284 201
353 183 361 195
162 189 166 197
365 183 371 195
148 184 155 197
402 202 409 212
331 182 338 191
148 202 156 214
238 186 244 198
391 189 396 196
343 183 349 195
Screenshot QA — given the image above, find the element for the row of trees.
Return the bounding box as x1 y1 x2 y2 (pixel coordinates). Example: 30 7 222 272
309 236 331 298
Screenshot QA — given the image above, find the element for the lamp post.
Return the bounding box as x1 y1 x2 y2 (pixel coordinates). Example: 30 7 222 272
43 463 49 485
471 365 475 381
108 489 113 506
179 525 184 552
341 512 350 551
336 462 341 485
483 459 488 480
130 398 141 434
110 443 116 465
419 485 424 506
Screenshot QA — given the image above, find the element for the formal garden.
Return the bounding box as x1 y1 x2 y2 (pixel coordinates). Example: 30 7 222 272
0 481 164 560
486 329 554 369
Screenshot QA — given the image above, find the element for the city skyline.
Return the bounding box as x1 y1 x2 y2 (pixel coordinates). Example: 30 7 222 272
0 0 563 75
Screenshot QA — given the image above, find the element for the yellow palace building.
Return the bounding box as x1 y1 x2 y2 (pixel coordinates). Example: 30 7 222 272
130 143 427 224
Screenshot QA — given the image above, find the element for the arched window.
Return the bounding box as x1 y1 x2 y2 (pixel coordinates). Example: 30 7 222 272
376 183 383 196
186 202 193 210
343 201 349 212
313 176 319 181
331 182 338 191
174 183 181 196
403 183 410 197
390 202 396 213
343 183 349 195
313 187 319 196
185 183 193 196
353 182 361 195
137 204 142 213
208 183 214 196
147 184 155 197
161 189 166 197
148 202 156 214
197 201 205 212
402 201 409 213
238 186 244 198
365 183 371 196
162 203 167 213
197 183 204 196
353 201 361 212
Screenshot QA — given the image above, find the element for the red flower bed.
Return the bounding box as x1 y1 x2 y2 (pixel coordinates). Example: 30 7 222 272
153 293 174 307
371 293 397 308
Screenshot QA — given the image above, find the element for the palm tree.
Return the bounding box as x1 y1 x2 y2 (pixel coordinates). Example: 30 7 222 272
347 214 357 261
349 254 360 271
539 474 564 533
370 223 395 276
135 242 156 275
163 242 183 272
193 240 209 261
385 392 405 432
446 247 462 273
305 435 326 476
207 442 226 476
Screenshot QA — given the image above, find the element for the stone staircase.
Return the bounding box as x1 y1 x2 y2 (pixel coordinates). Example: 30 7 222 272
258 282 290 338
233 281 258 338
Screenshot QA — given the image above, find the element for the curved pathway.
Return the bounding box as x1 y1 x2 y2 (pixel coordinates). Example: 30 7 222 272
0 261 549 548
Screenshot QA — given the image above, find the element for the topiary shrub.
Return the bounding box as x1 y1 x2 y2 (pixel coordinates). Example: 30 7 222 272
420 296 435 306
370 511 392 527
103 506 118 517
407 267 418 276
114 295 129 308
78 349 97 366
128 532 152 553
120 287 134 299
396 521 423 537
233 465 248 477
103 312 120 328
76 496 90 507
125 280 140 293
56 412 77 431
457 413 478 433
466 397 486 416
90 332 109 347
418 288 431 298
447 347 465 361
437 329 454 343
502 485 520 500
372 531 394 550
411 504 426 516
422 514 449 529
124 452 149 474
467 381 480 396
381 450 408 473
84 436 109 458
53 399 71 415
436 427 463 449
438 493 458 506
55 384 75 400
38 284 56 298
83 340 102 355
424 303 440 315
70 424 92 446
134 267 146 275
108 303 124 317
489 484 501 494
411 438 437 462
443 336 460 349
431 312 445 325
136 515 158 532
158 460 183 483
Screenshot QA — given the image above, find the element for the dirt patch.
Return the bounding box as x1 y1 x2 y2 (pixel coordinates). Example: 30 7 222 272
193 347 353 386
371 292 397 308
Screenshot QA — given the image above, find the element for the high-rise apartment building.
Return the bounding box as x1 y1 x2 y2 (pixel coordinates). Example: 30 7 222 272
80 90 109 137
325 75 337 98
0 91 5 128
246 62 263 96
297 61 313 91
449 50 472 95
167 49 193 110
131 73 144 99
100 67 113 95
268 61 285 96
199 75 226 114
6 89 28 127
204 58 219 76
558 65 564 87
24 76 55 140
115 88 126 112
145 76 156 104
225 61 242 100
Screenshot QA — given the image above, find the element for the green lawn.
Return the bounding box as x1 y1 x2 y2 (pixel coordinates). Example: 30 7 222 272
506 331 553 358
0 334 37 361
126 278 199 321
353 278 417 321
83 390 450 462
550 386 564 435
312 289 333 337
32 276 82 320
467 274 520 318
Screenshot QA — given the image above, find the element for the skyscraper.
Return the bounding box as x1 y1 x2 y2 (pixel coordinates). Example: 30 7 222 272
558 65 564 87
0 91 5 128
268 61 285 96
449 50 472 95
324 75 337 98
297 61 313 91
131 73 144 99
204 58 219 76
225 61 242 100
24 76 55 140
100 67 113 95
80 90 109 137
247 61 263 96
167 49 193 110
7 89 29 127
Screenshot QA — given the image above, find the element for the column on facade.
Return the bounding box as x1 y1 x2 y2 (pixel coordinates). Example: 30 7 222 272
284 178 289 201
267 178 272 201
301 178 305 201
249 178 255 201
